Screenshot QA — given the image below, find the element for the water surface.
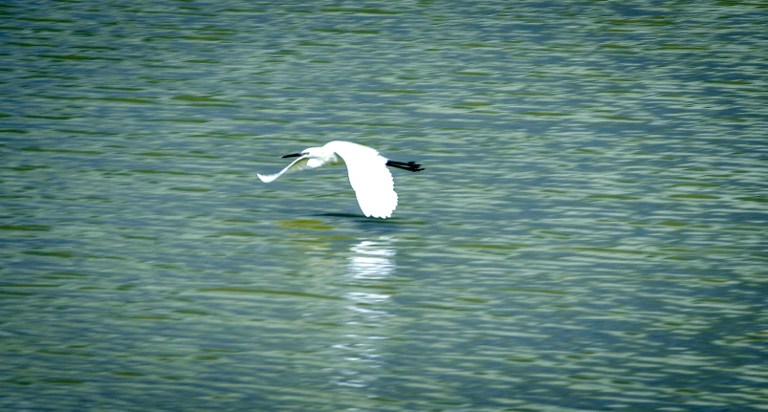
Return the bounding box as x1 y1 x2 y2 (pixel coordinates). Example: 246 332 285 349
2 1 767 411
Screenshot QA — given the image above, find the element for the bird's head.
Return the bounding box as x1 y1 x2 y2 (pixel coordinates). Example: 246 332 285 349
282 146 337 168
281 146 323 159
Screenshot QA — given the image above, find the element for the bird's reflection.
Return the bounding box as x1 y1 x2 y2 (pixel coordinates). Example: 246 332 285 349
330 237 396 390
348 238 396 279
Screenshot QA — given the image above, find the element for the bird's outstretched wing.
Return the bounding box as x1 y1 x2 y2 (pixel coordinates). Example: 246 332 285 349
257 155 310 183
327 141 398 218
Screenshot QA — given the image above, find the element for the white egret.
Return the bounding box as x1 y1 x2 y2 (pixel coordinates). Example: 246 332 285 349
257 141 423 218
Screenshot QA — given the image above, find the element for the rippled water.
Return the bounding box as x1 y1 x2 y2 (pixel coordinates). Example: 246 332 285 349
2 1 767 411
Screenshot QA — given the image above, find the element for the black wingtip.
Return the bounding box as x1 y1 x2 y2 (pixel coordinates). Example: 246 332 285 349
386 160 424 172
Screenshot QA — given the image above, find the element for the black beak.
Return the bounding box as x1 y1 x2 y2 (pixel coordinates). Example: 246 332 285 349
281 153 302 158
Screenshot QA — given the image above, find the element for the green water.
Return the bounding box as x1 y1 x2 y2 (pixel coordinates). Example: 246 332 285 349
2 1 767 410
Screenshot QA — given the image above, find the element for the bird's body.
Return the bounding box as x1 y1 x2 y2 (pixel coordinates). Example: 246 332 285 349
257 141 423 218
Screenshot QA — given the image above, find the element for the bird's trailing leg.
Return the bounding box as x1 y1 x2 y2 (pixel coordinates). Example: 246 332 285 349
386 160 424 172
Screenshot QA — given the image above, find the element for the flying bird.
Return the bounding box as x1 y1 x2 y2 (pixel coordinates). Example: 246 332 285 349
257 141 423 218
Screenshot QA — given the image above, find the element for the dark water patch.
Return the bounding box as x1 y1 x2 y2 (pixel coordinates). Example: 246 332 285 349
197 287 342 301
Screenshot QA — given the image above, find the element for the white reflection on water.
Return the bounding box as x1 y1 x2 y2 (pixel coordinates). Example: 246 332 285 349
348 238 396 280
329 237 396 390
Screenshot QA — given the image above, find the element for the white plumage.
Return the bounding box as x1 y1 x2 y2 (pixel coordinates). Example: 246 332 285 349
257 141 423 218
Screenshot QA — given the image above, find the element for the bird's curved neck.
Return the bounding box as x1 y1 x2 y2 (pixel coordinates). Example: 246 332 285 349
307 152 341 168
